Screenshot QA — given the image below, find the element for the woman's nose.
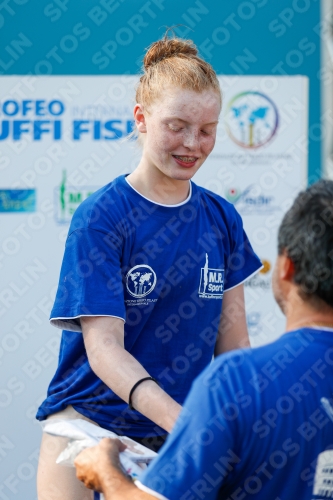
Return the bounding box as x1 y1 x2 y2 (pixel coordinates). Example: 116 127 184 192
183 130 199 150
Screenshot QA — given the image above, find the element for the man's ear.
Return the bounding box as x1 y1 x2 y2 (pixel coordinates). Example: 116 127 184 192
280 252 295 282
134 104 147 133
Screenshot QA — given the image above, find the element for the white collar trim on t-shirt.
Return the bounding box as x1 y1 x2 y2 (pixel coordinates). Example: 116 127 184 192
125 176 192 207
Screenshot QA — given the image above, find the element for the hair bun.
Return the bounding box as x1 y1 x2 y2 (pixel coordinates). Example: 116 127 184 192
143 37 198 70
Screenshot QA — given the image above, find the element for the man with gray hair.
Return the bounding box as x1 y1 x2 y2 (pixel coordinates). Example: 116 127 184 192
75 180 333 500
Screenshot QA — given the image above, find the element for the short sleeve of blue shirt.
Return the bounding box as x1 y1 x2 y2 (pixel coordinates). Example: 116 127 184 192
50 227 125 331
224 209 261 291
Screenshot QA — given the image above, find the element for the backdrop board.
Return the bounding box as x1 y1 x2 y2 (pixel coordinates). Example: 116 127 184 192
201 76 309 348
0 75 308 499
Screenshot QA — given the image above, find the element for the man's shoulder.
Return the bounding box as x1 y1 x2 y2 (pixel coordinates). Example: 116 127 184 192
199 328 326 396
197 332 304 388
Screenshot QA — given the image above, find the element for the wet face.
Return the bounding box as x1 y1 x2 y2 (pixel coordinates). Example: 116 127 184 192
135 87 221 181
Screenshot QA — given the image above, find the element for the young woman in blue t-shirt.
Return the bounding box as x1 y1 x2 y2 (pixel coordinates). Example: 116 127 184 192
37 35 262 500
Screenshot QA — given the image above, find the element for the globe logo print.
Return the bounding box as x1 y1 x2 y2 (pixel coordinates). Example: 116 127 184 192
225 91 279 149
126 265 157 298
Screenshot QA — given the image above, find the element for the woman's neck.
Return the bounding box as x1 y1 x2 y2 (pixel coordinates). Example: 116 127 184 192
127 160 191 205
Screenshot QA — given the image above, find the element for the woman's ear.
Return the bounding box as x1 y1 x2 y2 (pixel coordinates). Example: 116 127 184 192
134 104 147 133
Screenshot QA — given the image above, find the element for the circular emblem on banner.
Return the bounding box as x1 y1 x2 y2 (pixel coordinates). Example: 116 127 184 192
225 91 279 149
260 259 271 274
126 265 157 298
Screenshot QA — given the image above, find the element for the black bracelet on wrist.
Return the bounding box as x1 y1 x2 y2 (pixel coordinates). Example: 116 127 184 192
128 376 159 411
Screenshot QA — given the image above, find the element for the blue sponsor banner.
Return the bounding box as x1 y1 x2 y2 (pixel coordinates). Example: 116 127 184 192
0 189 36 212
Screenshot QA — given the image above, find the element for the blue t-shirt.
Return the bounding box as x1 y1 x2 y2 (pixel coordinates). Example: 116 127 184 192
36 175 261 437
139 327 333 500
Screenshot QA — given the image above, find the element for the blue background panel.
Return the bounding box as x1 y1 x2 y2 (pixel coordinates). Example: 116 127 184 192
0 0 322 181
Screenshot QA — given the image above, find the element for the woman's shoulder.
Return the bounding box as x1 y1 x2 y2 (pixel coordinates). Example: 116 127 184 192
68 175 129 234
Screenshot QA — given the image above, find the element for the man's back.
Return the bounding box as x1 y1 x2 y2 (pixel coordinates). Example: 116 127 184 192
139 327 333 500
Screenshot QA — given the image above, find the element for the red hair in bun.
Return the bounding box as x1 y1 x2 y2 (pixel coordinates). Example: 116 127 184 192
136 32 221 109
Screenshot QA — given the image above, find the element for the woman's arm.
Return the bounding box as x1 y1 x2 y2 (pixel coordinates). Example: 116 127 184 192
81 316 182 433
214 284 250 356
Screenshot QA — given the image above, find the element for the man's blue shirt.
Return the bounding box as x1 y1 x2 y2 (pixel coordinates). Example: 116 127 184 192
139 327 333 499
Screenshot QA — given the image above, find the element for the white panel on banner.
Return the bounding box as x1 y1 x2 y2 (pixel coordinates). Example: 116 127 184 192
0 75 308 499
193 76 308 348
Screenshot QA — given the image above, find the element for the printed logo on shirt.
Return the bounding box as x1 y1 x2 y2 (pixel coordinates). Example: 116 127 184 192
198 253 224 299
126 265 157 298
312 450 333 498
321 397 333 423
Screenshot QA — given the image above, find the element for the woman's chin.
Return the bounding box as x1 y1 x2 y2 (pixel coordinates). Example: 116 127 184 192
162 164 199 181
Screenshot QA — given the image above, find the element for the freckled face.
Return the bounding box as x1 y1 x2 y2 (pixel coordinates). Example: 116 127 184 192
138 88 221 181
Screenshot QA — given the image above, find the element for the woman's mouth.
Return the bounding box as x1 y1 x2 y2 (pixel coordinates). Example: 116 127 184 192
172 155 199 168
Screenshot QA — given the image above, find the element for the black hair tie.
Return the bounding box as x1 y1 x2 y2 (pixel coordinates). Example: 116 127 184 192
128 377 159 411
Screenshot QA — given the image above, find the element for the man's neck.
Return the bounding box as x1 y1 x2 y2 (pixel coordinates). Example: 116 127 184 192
285 290 333 332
